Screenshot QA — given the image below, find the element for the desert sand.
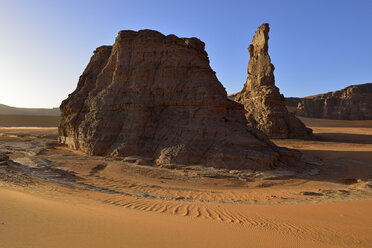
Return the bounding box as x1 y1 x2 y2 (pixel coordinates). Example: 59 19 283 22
0 117 372 248
0 114 59 127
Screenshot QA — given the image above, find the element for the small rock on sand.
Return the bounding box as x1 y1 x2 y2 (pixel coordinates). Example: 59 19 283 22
308 168 320 176
256 170 297 180
302 154 324 166
123 156 153 166
336 178 358 185
300 191 324 196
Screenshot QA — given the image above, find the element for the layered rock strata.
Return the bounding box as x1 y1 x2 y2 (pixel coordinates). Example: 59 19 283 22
234 24 313 139
297 83 372 120
59 29 301 169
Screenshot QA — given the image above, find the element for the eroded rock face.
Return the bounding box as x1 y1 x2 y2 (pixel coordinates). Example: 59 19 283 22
296 83 372 120
235 24 313 139
0 151 8 162
59 29 302 170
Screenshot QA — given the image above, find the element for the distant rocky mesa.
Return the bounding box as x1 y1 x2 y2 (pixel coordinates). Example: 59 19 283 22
296 83 372 120
0 104 60 116
234 24 313 139
59 29 301 170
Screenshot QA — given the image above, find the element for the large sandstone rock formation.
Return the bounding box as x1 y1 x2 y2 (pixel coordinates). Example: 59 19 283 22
297 83 372 120
234 24 313 139
59 29 301 170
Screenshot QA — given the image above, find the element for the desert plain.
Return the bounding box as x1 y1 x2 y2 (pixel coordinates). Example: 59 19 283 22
2 1 372 247
0 116 371 248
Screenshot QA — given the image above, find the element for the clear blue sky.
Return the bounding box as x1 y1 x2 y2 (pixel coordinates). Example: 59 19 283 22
0 0 371 108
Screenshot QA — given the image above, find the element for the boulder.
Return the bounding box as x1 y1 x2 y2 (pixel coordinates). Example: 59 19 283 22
59 29 302 170
234 24 313 139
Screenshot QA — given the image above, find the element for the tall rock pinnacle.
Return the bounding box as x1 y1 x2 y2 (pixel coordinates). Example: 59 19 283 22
235 23 313 139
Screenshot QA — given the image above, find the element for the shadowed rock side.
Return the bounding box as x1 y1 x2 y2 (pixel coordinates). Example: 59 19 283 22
235 24 313 139
285 97 302 108
297 83 372 120
59 29 302 170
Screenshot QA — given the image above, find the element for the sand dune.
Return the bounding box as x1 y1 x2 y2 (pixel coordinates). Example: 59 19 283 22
1 187 370 248
0 117 372 247
4 188 358 248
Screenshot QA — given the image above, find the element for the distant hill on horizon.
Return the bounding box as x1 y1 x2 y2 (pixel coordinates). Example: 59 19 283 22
229 82 372 103
0 104 60 116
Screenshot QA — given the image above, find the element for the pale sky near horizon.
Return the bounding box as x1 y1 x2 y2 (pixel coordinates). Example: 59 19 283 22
0 0 371 108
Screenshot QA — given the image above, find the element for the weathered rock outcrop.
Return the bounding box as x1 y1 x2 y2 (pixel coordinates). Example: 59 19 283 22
59 29 301 170
297 83 372 120
234 24 313 139
0 151 8 163
285 97 302 108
